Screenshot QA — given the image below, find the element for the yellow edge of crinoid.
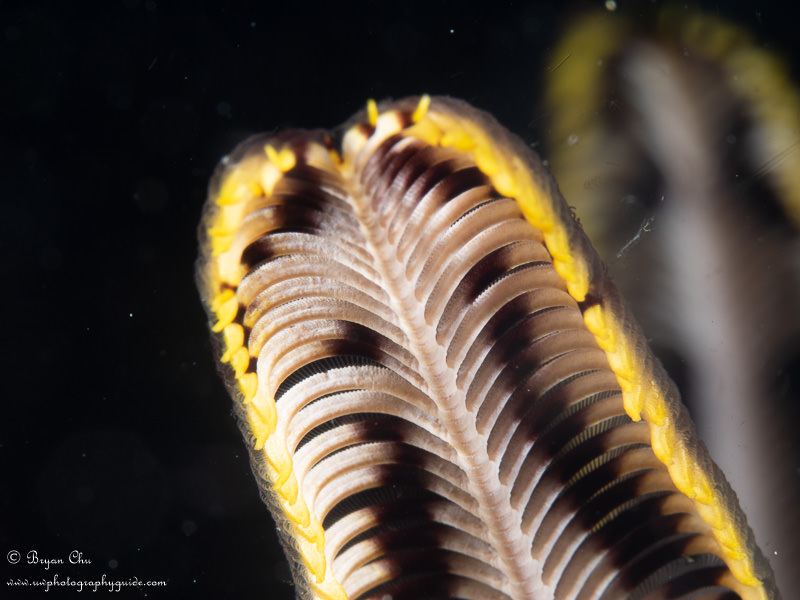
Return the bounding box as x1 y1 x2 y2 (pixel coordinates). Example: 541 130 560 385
200 143 348 600
404 96 771 598
410 98 591 303
581 303 768 597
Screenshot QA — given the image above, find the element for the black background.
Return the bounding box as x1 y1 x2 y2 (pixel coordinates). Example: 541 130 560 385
3 1 798 598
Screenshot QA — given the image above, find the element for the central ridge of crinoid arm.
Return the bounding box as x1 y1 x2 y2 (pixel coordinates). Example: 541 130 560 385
339 102 554 598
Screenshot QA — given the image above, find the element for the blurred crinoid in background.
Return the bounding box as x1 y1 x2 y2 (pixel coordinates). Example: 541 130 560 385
543 6 800 594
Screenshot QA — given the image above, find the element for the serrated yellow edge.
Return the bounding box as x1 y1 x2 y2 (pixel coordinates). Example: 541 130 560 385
201 143 348 600
581 300 766 596
414 100 591 302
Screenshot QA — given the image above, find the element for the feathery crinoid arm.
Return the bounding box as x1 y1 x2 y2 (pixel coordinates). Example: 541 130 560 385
197 96 778 599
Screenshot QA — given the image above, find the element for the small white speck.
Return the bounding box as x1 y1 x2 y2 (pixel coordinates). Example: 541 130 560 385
449 28 454 34
605 0 617 11
567 133 579 146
